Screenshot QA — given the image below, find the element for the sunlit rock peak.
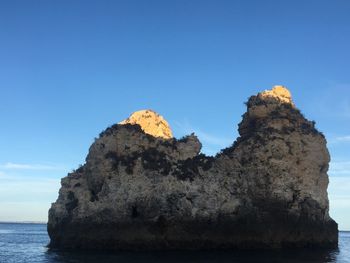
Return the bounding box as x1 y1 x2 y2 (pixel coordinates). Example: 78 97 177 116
245 85 295 120
259 85 293 105
119 109 173 139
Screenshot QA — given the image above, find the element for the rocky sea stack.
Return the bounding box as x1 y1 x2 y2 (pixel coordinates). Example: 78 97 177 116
48 86 338 250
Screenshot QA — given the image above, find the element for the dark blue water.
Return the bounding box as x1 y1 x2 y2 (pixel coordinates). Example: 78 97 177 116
0 223 349 263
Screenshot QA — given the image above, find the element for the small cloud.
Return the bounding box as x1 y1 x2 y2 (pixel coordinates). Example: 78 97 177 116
0 171 6 176
192 129 233 148
329 161 350 176
0 162 64 171
334 135 350 142
328 135 350 145
173 120 233 155
308 83 350 119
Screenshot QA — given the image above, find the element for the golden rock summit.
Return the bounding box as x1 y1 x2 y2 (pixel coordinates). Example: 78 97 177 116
259 85 293 105
119 109 173 139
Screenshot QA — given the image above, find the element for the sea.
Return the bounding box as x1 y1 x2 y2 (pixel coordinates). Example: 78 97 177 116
0 223 348 263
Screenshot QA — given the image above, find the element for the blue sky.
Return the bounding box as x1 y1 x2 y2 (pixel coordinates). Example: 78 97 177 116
0 0 349 229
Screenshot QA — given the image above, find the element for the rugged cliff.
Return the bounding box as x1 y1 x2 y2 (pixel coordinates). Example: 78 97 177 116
48 86 338 250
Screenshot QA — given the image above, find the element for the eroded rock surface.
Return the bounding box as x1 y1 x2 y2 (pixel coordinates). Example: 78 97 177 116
48 86 338 250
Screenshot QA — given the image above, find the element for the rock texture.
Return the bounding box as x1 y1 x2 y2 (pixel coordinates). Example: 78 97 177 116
48 86 338 250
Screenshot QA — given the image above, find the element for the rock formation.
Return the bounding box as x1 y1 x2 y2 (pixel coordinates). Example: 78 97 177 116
48 86 338 250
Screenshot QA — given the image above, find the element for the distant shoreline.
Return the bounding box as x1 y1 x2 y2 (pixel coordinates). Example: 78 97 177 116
0 222 348 232
0 221 47 225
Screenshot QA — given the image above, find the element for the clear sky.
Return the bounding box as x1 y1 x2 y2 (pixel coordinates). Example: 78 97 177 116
0 0 349 229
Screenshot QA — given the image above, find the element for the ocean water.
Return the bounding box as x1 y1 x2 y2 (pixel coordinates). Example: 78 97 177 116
0 223 349 263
